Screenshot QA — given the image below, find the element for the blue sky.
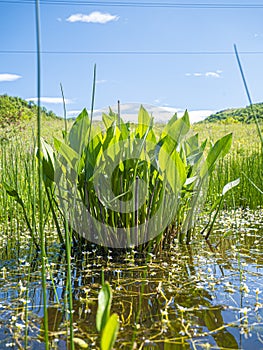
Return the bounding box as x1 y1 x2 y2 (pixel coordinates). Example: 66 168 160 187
1 0 263 122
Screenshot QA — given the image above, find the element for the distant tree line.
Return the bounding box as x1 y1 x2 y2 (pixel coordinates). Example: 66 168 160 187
204 103 263 124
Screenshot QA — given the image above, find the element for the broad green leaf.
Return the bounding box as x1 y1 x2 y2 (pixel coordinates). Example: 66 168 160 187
222 178 240 196
102 123 121 150
134 105 156 151
101 314 119 350
54 138 79 171
161 110 190 146
157 135 177 160
84 136 103 181
119 121 130 140
161 112 178 137
186 150 203 167
103 128 121 161
159 148 186 193
40 138 55 186
69 108 90 154
184 133 199 157
102 112 115 129
96 282 112 332
200 133 232 177
136 105 152 138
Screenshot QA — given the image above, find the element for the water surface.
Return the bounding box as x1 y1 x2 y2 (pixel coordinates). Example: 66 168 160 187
0 209 263 349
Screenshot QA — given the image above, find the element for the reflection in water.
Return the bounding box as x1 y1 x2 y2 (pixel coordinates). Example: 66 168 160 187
0 210 263 349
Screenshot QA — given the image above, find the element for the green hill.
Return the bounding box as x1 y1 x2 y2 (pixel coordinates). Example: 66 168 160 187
204 103 263 124
0 94 61 142
0 94 58 128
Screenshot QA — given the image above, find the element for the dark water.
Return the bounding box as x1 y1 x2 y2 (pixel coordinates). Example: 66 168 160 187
0 209 263 349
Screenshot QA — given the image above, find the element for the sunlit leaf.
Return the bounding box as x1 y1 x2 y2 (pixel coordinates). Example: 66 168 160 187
54 138 79 172
159 148 186 193
96 282 112 332
200 133 232 177
101 314 119 350
69 108 90 154
222 178 240 196
161 110 190 146
40 138 55 186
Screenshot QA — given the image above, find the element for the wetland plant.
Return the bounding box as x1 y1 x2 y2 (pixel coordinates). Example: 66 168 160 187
39 104 235 252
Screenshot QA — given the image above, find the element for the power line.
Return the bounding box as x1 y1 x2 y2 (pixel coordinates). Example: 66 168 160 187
1 0 263 8
1 49 263 55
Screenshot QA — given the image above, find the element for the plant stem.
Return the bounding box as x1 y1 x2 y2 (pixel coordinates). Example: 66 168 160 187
234 44 263 148
35 0 49 347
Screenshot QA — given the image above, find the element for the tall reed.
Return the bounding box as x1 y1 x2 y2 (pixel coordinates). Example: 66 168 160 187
234 44 263 149
35 0 49 347
208 147 262 209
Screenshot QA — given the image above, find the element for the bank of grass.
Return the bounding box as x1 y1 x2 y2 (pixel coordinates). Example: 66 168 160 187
193 121 263 209
2 115 261 148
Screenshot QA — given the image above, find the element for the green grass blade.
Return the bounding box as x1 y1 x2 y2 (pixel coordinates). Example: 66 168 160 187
35 0 49 347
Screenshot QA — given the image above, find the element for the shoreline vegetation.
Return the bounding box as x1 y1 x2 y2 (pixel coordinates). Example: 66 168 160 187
1 93 263 144
1 95 262 240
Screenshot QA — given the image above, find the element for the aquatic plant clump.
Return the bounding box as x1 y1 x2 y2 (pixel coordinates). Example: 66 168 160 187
40 105 235 251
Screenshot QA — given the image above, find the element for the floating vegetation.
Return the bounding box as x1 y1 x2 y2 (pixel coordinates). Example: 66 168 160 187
0 209 262 349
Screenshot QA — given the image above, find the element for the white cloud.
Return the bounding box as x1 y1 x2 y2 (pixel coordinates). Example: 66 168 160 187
186 70 222 78
66 11 119 24
91 103 213 123
205 72 220 78
26 97 72 104
66 110 83 118
185 109 215 123
96 79 107 84
0 73 22 82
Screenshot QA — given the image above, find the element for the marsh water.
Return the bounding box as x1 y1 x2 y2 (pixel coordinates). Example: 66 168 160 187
0 209 263 349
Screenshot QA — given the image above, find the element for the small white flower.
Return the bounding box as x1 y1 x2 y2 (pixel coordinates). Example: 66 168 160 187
240 283 250 294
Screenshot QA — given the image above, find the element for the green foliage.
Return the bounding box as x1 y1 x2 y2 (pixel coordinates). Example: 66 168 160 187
42 105 234 248
204 102 263 124
96 282 113 332
0 94 59 126
208 148 263 209
0 94 34 127
96 282 119 350
101 314 119 350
